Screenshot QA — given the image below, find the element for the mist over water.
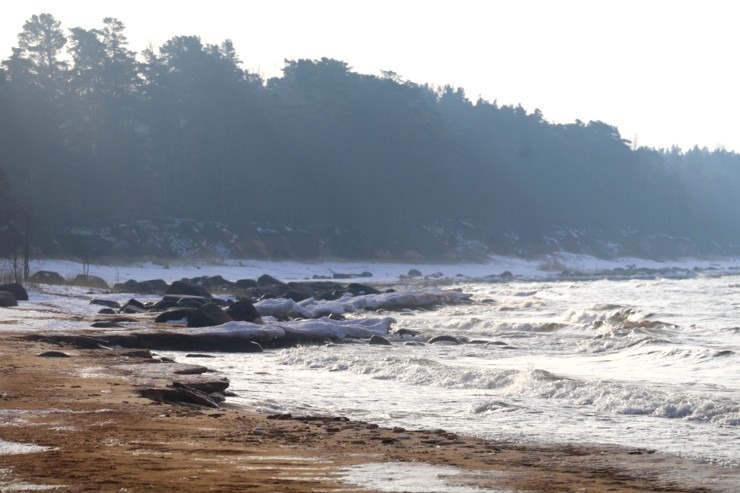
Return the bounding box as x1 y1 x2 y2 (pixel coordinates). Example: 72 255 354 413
191 276 740 467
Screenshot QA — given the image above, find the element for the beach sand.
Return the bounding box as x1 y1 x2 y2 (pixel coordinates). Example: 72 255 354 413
1 335 737 492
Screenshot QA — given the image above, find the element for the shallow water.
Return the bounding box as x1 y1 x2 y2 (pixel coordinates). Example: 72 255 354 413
186 276 739 467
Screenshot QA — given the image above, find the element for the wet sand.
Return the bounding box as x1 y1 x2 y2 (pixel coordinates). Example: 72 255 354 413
1 335 738 492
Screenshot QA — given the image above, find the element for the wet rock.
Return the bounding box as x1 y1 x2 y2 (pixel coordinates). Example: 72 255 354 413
37 350 70 358
346 283 381 296
91 321 122 328
407 268 422 278
137 385 220 409
368 335 392 346
427 335 462 345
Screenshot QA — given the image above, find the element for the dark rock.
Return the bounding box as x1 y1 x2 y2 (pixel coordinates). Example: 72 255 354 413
185 353 215 358
428 335 462 345
161 294 210 307
154 307 197 323
98 308 116 314
172 378 229 394
368 335 392 346
37 350 70 358
499 271 514 281
407 269 422 278
137 385 220 408
187 302 232 328
346 283 381 296
395 328 420 337
121 298 147 314
257 274 286 287
114 279 168 295
185 275 234 290
225 299 261 323
166 280 212 299
149 299 180 311
90 299 121 309
235 278 258 289
0 283 28 301
91 321 122 328
0 291 18 307
29 271 66 285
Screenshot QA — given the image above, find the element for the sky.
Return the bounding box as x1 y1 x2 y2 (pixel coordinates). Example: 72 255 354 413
1 0 738 152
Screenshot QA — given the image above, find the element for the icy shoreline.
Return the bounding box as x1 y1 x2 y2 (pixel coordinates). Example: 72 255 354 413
24 252 740 286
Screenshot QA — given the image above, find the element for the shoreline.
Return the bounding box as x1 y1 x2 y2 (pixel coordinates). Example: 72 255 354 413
2 334 737 492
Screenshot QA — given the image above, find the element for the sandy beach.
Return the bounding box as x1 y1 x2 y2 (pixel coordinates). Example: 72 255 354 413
1 333 737 493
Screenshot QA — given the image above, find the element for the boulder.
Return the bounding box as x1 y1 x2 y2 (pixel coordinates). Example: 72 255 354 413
368 335 392 346
225 299 261 323
90 299 121 309
29 270 66 285
121 298 147 314
72 275 109 289
114 279 168 294
257 274 286 287
154 307 197 323
0 291 18 307
187 302 232 328
0 283 28 301
166 280 212 299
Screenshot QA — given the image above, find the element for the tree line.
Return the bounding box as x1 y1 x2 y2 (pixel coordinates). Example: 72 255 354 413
1 13 739 260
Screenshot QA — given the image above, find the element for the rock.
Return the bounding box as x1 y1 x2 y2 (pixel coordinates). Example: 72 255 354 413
0 291 18 307
368 335 392 346
71 275 109 289
225 299 261 323
172 378 229 394
235 278 258 289
395 328 420 337
137 385 220 408
187 302 232 328
428 335 462 345
91 321 122 328
161 294 209 308
257 274 286 287
0 283 28 301
346 283 381 296
166 280 212 299
407 268 423 278
29 271 66 285
37 351 70 358
114 279 168 294
98 308 116 315
91 299 121 309
121 298 147 314
154 307 197 323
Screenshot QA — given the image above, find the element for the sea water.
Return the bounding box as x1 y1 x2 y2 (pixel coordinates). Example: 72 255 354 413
188 276 739 467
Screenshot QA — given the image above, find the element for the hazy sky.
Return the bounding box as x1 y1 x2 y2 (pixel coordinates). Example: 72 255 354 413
2 0 738 151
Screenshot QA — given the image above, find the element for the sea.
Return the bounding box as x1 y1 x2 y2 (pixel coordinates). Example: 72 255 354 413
177 274 740 469
6 255 740 488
